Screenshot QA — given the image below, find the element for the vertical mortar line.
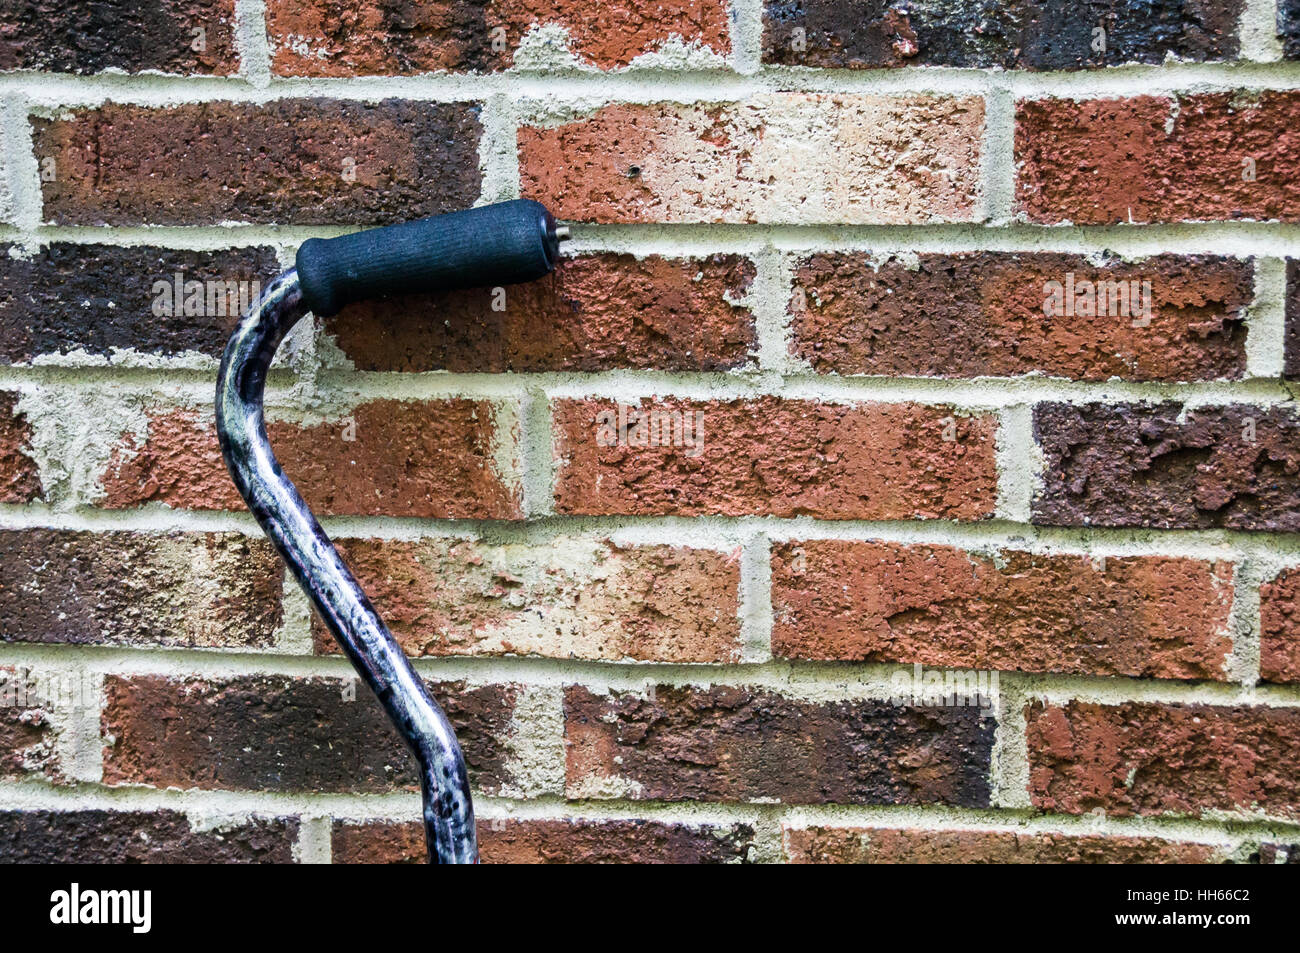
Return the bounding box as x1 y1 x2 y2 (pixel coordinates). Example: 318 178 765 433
739 533 773 663
294 815 334 864
994 403 1041 525
478 93 522 204
1 94 42 233
752 245 800 376
68 670 105 784
980 74 1016 227
1246 257 1288 379
1230 556 1265 688
748 807 786 863
275 571 317 655
989 673 1032 810
1240 0 1286 61
234 0 273 88
520 384 557 519
728 0 766 76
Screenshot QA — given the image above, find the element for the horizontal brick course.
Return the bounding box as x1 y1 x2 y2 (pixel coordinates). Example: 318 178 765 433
519 95 984 224
34 100 483 226
553 398 998 520
789 252 1252 381
564 684 994 805
321 537 741 662
323 253 756 373
771 541 1234 680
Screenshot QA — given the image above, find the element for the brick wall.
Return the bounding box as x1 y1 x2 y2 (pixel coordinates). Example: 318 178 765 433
0 0 1298 864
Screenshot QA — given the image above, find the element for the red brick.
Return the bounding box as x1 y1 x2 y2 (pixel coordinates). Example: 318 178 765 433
267 0 731 75
1016 92 1300 224
34 100 482 226
0 0 238 74
520 95 984 224
98 399 521 519
0 390 41 503
0 529 284 648
320 538 741 662
553 398 998 520
102 675 521 794
323 253 756 372
1027 701 1300 819
0 810 297 863
565 684 993 805
1260 567 1300 684
0 669 59 782
782 825 1226 863
771 541 1234 680
332 818 754 863
790 252 1252 381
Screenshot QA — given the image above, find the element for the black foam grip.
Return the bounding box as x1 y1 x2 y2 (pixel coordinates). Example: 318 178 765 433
295 199 561 317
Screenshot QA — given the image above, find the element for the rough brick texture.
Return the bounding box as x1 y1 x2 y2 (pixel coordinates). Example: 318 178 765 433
333 818 754 863
1286 259 1300 379
0 810 297 863
0 244 280 363
0 528 284 648
98 400 521 519
0 669 59 782
520 95 984 224
553 398 998 519
0 0 238 74
763 0 1243 70
1282 0 1300 59
790 252 1252 381
1260 568 1300 684
564 685 994 805
1027 701 1300 819
783 826 1227 864
267 0 732 74
0 391 42 503
1033 402 1300 531
323 253 756 373
321 537 741 662
34 100 483 226
1017 92 1300 224
771 541 1234 680
102 675 522 794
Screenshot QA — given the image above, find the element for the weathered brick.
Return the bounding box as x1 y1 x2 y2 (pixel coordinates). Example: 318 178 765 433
34 100 482 226
565 685 993 805
0 244 279 363
0 529 284 648
771 541 1234 680
763 0 1243 70
102 675 520 794
1260 567 1300 684
1017 92 1300 224
320 538 741 662
0 0 238 74
1254 842 1299 863
1286 259 1300 379
98 399 522 519
0 810 297 863
0 669 59 782
519 95 984 224
790 252 1252 381
267 0 731 75
323 253 756 373
553 398 998 520
332 817 754 863
783 826 1227 863
1282 0 1300 59
1033 402 1300 531
1027 701 1300 819
0 390 42 503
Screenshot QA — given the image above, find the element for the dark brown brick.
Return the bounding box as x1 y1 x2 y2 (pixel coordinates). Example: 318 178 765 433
783 825 1226 863
0 0 238 74
0 529 284 648
1033 402 1300 531
1282 0 1300 59
790 252 1251 381
332 817 754 863
102 675 520 794
0 244 279 363
34 100 482 226
0 390 41 503
1017 92 1300 224
323 253 757 372
0 810 297 863
764 0 1243 70
771 541 1234 680
1286 259 1300 379
564 684 993 805
1027 701 1300 819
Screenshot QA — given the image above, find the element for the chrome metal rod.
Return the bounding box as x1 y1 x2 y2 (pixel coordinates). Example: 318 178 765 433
215 269 476 864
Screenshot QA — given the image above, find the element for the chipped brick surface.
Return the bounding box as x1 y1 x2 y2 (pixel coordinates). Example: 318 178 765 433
0 391 41 503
